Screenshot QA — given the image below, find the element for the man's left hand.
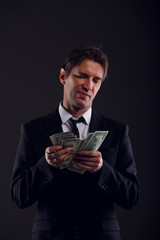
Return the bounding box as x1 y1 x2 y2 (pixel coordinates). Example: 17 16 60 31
73 151 103 173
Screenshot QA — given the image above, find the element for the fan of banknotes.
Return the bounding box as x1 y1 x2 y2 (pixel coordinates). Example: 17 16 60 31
50 131 109 174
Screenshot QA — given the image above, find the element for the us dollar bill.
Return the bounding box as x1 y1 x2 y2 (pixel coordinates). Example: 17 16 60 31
60 138 80 169
67 160 85 174
68 132 108 173
49 131 109 174
82 131 109 151
50 132 73 145
60 154 73 170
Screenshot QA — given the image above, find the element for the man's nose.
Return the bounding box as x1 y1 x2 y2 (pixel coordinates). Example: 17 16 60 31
83 78 93 90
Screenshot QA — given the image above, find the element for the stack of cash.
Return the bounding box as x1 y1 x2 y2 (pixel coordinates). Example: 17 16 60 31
50 131 109 174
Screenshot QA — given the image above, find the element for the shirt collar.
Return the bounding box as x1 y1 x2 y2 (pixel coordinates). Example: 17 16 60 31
58 102 91 125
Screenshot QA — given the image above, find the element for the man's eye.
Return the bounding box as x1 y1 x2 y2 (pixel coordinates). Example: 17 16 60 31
94 79 101 83
74 75 86 78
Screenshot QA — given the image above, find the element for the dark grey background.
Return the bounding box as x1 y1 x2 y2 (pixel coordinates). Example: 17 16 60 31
0 1 159 239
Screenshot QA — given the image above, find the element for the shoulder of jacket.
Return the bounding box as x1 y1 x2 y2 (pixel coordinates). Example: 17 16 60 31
94 111 127 129
21 110 57 130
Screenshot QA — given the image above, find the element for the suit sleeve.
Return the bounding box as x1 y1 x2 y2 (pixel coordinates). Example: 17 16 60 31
10 124 58 209
98 124 140 209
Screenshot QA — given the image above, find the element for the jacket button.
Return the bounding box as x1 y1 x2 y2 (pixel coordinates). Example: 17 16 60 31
102 184 112 194
45 177 50 183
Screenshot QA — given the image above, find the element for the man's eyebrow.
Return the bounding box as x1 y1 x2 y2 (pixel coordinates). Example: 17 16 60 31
76 71 102 80
76 71 88 76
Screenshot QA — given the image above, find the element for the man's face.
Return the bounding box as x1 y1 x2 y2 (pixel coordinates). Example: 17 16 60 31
60 59 104 112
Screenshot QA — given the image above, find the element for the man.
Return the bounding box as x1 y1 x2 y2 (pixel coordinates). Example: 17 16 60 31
11 46 140 240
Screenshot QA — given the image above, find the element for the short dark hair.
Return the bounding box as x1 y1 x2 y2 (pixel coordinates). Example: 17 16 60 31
62 46 108 81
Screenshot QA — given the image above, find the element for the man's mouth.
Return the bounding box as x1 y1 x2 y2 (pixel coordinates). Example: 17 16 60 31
77 91 90 98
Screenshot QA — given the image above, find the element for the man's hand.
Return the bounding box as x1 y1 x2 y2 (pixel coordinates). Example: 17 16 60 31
73 151 103 173
45 145 72 168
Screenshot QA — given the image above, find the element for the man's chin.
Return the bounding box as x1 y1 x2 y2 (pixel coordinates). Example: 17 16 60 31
74 100 91 110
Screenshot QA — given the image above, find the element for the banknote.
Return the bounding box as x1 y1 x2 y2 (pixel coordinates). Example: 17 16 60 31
68 160 85 174
49 130 109 174
50 132 79 169
61 138 80 152
79 133 94 151
60 138 80 169
68 132 108 173
82 131 109 151
57 133 75 145
60 155 73 170
50 132 73 145
67 133 94 174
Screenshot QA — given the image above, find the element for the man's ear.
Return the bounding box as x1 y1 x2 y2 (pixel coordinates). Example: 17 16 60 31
59 68 66 85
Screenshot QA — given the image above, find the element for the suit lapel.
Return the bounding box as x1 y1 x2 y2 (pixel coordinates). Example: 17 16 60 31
43 108 108 138
89 110 106 132
43 109 63 137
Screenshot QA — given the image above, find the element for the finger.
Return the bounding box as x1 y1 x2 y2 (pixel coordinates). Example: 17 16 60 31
48 152 70 162
47 154 54 160
63 153 71 162
73 153 101 162
53 147 72 158
46 154 69 168
75 162 96 172
49 161 61 168
73 156 99 162
74 159 98 167
46 145 62 154
76 151 101 157
56 152 70 162
75 161 102 173
46 147 71 161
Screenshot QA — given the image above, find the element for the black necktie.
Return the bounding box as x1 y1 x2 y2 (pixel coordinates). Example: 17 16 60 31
70 116 85 138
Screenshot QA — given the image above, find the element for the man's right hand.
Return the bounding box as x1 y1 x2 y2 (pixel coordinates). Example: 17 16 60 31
45 146 72 168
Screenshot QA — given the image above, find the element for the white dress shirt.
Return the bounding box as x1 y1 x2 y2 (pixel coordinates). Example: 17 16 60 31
58 103 91 140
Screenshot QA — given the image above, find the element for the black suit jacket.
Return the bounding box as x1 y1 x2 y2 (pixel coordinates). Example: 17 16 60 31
11 110 140 240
